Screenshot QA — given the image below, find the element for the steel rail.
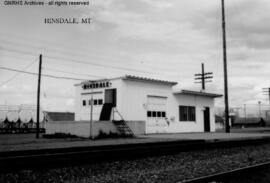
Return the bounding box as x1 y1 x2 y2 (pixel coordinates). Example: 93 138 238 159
1 138 270 172
180 161 270 183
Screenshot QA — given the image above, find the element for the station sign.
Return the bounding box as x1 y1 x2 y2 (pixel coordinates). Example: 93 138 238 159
82 81 111 90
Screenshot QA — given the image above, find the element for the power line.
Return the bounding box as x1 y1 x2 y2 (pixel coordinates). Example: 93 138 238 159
0 66 89 81
0 47 37 57
0 39 130 66
44 55 156 74
0 57 39 87
0 47 157 74
1 42 182 76
0 32 100 60
0 52 37 62
43 67 105 79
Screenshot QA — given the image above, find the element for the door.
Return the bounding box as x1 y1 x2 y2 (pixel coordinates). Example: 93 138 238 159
204 107 210 132
146 96 167 133
105 89 116 107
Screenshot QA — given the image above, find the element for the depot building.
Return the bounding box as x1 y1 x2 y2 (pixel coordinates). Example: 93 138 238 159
52 75 220 137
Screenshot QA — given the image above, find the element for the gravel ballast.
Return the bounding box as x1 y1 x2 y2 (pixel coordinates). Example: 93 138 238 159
1 143 270 183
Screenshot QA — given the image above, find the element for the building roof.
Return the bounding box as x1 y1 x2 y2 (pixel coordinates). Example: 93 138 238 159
121 75 178 85
174 90 223 98
76 75 178 86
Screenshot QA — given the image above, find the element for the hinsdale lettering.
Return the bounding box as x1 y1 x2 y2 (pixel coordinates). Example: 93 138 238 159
82 82 111 90
44 18 79 24
44 18 92 24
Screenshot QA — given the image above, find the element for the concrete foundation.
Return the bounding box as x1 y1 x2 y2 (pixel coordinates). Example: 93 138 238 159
46 120 146 138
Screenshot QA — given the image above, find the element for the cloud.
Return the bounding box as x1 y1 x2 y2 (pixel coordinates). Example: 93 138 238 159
1 0 270 112
198 0 270 51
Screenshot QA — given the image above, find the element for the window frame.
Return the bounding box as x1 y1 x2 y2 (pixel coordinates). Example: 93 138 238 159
98 99 103 105
179 106 196 122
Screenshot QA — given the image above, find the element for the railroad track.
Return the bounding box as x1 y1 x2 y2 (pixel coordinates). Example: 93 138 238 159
180 161 270 183
1 137 270 172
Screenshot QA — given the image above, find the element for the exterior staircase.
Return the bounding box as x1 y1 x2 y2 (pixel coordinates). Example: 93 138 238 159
112 108 134 137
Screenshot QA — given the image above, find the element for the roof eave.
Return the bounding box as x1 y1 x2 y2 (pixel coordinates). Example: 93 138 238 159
174 90 223 98
123 75 178 85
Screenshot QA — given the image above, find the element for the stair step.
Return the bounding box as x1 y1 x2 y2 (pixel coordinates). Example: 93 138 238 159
112 119 134 137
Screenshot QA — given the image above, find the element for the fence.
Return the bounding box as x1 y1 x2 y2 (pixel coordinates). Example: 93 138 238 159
215 104 270 127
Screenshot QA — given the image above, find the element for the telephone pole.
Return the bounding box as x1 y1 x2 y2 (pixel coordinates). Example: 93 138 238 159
244 104 247 123
36 54 42 139
258 101 262 118
263 88 270 105
194 63 213 90
221 0 230 133
90 81 94 140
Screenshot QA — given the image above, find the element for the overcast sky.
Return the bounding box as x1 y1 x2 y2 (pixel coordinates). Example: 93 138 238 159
0 0 270 112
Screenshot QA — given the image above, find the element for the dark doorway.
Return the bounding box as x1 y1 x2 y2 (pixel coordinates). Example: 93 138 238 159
105 89 116 107
204 107 210 132
99 89 117 121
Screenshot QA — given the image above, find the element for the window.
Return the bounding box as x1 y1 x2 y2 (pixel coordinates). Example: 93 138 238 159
147 111 151 117
147 111 167 118
179 106 196 121
82 100 86 106
98 99 103 105
188 107 196 121
162 112 166 117
179 106 188 121
88 99 103 106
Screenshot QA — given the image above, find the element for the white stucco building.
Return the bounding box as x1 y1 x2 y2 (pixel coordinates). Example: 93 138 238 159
73 75 222 135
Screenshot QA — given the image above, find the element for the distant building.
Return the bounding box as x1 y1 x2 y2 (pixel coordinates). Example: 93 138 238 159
45 112 74 121
215 115 224 130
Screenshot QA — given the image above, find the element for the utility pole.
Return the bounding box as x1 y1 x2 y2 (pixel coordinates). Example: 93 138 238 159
36 54 42 139
194 63 213 90
263 88 270 121
90 81 94 140
221 0 230 133
263 88 270 105
258 101 261 118
244 104 246 124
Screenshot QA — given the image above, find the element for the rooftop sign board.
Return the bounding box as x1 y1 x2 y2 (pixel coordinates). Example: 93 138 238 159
82 81 111 90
